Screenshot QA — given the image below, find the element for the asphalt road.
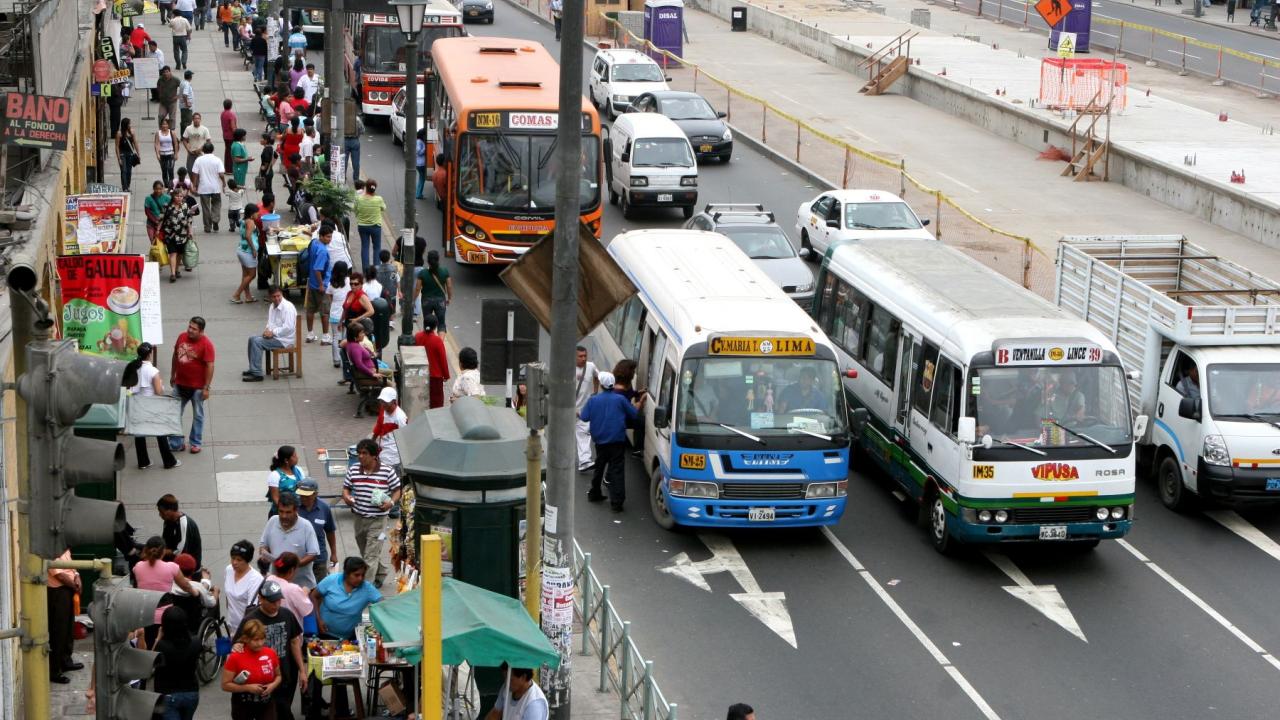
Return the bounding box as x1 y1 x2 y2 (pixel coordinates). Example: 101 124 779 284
342 9 1280 720
948 0 1280 89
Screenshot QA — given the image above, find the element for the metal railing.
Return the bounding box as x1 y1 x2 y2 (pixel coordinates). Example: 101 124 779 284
574 542 680 720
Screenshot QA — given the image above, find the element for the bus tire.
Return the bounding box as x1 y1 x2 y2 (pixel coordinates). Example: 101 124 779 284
651 467 677 531
1158 454 1194 512
928 492 956 555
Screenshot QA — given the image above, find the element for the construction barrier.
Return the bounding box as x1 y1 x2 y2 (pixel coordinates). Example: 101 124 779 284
1039 58 1129 111
597 13 1057 297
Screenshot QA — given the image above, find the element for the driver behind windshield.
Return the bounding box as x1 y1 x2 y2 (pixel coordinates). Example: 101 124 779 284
778 367 829 414
1048 372 1086 423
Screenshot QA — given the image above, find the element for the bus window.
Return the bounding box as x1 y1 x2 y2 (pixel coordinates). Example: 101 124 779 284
678 357 846 436
912 342 940 417
458 133 600 212
833 281 867 361
647 333 668 393
861 304 900 385
619 298 646 361
817 273 837 330
605 302 626 341
659 361 676 414
930 359 961 434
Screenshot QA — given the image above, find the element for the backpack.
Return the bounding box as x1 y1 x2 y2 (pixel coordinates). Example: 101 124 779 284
296 237 316 285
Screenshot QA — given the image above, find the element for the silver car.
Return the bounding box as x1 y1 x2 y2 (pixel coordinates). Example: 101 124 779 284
684 203 816 308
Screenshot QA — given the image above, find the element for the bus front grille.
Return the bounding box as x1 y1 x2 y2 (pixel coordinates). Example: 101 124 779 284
719 483 806 500
1010 506 1098 524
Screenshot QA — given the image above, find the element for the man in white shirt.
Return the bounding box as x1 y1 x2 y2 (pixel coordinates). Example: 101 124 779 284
178 69 196 135
574 345 600 471
182 112 212 172
372 388 408 469
297 64 321 104
190 141 226 233
169 14 192 70
244 286 297 381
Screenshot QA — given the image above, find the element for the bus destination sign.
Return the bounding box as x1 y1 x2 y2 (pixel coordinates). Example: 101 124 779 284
994 342 1103 366
470 110 592 131
709 336 815 356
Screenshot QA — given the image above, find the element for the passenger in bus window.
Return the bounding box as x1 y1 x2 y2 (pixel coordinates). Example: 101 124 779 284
778 367 828 413
1048 372 1086 423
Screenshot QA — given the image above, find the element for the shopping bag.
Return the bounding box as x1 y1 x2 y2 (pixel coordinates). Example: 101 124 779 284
124 394 184 437
149 241 169 266
183 238 200 269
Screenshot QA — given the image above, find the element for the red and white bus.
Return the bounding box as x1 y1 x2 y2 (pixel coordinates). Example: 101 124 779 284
344 1 464 121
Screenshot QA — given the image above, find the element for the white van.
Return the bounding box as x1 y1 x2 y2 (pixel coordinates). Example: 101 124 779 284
606 113 698 220
588 47 670 119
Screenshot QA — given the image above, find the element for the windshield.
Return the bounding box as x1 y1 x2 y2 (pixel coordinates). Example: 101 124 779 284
844 202 922 231
363 26 460 70
458 132 600 213
677 357 846 438
1206 363 1280 417
613 63 665 82
720 227 796 259
632 138 693 167
393 88 426 117
660 96 716 120
971 366 1132 447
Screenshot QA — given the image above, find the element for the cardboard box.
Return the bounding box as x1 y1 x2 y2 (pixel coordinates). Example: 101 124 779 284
379 681 408 715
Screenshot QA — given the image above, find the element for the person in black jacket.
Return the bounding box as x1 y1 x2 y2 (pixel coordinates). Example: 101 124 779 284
154 606 202 720
158 494 203 568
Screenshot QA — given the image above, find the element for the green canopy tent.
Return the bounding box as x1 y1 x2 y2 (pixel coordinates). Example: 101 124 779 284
369 577 560 669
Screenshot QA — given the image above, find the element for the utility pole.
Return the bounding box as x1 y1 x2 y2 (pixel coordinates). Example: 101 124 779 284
325 0 346 181
544 0 585 713
392 0 424 346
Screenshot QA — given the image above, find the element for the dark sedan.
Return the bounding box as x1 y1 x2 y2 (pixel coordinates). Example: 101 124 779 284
460 0 494 23
631 91 733 162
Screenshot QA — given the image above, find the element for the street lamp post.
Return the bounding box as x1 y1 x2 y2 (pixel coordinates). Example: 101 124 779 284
391 0 427 346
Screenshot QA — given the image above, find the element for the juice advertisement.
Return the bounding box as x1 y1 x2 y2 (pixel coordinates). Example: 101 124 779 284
62 193 129 255
56 254 145 360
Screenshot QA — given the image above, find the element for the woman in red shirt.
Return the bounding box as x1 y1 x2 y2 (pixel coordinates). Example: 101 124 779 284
220 619 281 720
278 118 303 173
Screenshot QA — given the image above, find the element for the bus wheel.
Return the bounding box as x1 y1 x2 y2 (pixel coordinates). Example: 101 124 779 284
651 467 677 531
1158 455 1193 512
928 493 955 555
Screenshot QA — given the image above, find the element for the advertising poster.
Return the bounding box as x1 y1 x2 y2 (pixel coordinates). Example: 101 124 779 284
63 193 129 255
431 524 454 576
540 565 575 627
55 254 146 360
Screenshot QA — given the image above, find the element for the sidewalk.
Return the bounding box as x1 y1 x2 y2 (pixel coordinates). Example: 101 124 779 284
51 10 615 719
1115 0 1278 38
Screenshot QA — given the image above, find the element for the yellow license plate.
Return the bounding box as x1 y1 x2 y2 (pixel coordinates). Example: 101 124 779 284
699 144 712 152
679 453 706 470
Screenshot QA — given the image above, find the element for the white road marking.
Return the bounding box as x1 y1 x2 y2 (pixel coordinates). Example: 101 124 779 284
1117 539 1280 673
1205 510 1280 563
1164 49 1203 61
936 171 980 194
822 528 1003 720
659 534 798 648
983 552 1088 642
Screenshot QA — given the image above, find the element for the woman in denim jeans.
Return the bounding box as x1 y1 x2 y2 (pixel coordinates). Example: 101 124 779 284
353 181 387 271
154 606 202 720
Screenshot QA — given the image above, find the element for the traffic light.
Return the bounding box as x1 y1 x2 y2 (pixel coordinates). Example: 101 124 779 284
90 578 166 719
16 338 126 558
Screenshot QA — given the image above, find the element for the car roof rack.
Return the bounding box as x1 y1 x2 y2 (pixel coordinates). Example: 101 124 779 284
703 203 773 223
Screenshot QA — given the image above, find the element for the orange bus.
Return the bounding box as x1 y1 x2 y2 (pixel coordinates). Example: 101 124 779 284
431 37 603 265
344 2 463 121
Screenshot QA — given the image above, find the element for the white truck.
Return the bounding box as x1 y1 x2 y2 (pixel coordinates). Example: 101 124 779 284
1056 235 1280 510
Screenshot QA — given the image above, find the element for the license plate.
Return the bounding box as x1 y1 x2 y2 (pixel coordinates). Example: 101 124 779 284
468 9 479 14
699 144 712 152
1267 478 1280 491
657 193 673 202
748 507 776 522
1039 525 1068 540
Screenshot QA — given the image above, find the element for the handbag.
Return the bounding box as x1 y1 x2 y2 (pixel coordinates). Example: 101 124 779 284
149 240 169 266
254 173 268 192
124 394 184 437
183 238 200 268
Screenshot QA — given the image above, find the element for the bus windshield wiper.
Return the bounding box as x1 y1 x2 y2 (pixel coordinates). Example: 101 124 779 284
990 437 1047 456
1047 420 1116 453
718 423 764 444
789 426 832 442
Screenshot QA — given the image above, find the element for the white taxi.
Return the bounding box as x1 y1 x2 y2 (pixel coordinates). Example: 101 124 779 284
794 189 933 258
588 47 670 120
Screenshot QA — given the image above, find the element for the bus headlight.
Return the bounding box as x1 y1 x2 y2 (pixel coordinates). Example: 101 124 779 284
1202 435 1230 466
994 509 1009 523
630 177 648 187
1095 507 1110 521
668 480 718 499
805 481 847 499
1110 507 1126 520
978 509 992 523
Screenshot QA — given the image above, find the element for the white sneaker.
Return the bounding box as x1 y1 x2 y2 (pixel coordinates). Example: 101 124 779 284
320 333 332 346
388 320 396 330
305 334 317 343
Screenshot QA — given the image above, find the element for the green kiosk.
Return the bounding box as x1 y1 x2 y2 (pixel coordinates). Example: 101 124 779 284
395 396 543 715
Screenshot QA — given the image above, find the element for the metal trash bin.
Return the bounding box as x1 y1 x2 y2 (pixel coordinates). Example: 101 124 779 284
731 5 747 31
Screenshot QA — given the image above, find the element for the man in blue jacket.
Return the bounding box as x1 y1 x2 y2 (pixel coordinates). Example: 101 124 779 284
579 371 639 512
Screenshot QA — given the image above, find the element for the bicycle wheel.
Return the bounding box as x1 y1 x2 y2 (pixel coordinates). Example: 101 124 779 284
195 616 226 685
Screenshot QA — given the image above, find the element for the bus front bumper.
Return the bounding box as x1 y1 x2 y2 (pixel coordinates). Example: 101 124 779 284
665 494 847 528
453 234 531 265
948 518 1131 544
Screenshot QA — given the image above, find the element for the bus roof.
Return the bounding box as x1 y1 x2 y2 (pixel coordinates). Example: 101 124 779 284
432 36 593 116
825 239 1114 363
609 230 829 353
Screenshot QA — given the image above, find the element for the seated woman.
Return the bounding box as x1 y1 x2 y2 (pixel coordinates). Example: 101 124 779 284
344 324 380 382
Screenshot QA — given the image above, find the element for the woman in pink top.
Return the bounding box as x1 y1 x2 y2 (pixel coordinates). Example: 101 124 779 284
266 552 316 632
133 536 197 645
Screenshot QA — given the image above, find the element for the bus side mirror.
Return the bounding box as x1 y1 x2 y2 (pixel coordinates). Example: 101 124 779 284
653 406 669 429
1133 414 1149 440
957 417 976 444
1178 395 1201 421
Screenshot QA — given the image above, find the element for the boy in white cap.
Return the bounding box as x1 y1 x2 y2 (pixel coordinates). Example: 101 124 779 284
371 387 407 471
579 371 639 512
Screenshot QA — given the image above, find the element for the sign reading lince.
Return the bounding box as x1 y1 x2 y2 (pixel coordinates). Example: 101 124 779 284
709 336 816 356
2 93 71 150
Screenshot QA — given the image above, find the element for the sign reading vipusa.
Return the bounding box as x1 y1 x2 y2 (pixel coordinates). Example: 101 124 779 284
2 93 71 150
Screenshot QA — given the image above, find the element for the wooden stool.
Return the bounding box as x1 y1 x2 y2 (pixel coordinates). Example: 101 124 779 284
327 676 365 720
267 315 303 380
